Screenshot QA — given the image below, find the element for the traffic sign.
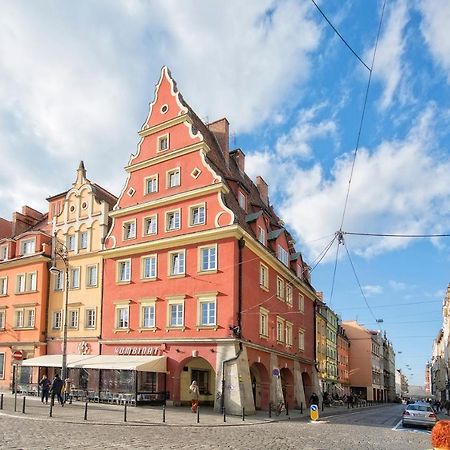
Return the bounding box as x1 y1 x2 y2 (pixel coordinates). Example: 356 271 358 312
310 404 319 421
272 368 280 377
12 350 23 361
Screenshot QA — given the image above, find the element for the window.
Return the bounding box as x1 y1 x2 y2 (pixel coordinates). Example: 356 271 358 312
286 285 293 305
0 245 8 260
67 235 75 251
199 299 216 326
169 250 185 276
14 308 35 328
277 245 289 266
258 227 266 245
276 317 285 343
143 215 157 235
238 191 246 211
118 260 131 282
0 353 4 379
123 221 136 240
199 245 217 272
85 308 96 328
141 303 155 329
297 264 303 279
167 168 180 188
86 265 98 287
116 306 129 329
190 205 205 226
21 238 35 255
70 267 80 289
299 294 305 313
191 369 210 395
259 264 269 290
166 210 180 231
169 303 184 327
16 274 26 293
68 310 79 329
158 134 169 151
79 231 88 249
26 309 35 328
0 311 4 330
276 277 284 300
145 175 158 194
259 308 269 337
53 270 63 291
15 310 24 328
142 255 157 279
27 272 37 292
286 322 293 346
52 310 62 330
299 329 305 351
0 277 7 296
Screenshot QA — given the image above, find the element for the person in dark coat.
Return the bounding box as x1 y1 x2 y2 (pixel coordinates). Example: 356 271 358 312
50 374 64 406
39 374 51 404
310 392 319 406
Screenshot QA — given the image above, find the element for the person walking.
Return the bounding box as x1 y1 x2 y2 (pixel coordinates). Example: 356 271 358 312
310 392 319 407
50 374 64 406
39 374 51 404
64 378 72 404
189 380 200 413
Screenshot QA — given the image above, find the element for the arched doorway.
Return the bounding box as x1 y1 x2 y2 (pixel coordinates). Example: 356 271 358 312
280 368 294 405
302 371 313 404
249 362 269 410
178 357 216 407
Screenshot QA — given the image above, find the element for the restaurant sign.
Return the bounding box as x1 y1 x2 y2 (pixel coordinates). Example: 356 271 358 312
114 346 162 356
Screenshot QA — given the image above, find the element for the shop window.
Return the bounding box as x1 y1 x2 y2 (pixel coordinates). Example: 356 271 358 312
138 372 157 392
191 369 210 395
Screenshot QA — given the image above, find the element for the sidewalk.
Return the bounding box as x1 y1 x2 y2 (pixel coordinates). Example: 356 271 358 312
0 392 388 428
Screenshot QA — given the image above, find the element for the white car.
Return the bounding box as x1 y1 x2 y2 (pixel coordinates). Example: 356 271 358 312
402 402 438 429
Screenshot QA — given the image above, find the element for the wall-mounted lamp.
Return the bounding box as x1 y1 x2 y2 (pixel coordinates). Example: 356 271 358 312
176 349 181 353
210 349 215 353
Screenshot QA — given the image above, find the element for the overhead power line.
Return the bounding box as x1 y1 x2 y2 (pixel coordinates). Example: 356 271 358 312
343 231 450 238
310 0 370 71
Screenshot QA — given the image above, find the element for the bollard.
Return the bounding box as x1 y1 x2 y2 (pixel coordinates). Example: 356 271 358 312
322 401 324 412
269 402 272 418
162 405 166 423
49 401 53 417
242 407 245 421
0 393 3 410
300 402 303 414
22 396 26 414
196 406 200 423
286 402 289 416
223 407 226 423
347 401 350 409
84 400 88 421
124 403 127 422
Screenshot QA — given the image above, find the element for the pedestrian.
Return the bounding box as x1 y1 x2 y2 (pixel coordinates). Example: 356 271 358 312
50 373 64 406
39 374 51 404
431 419 450 450
189 380 200 413
64 378 72 404
310 392 319 407
446 400 450 416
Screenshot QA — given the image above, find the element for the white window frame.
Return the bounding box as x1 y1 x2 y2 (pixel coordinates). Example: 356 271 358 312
286 284 293 306
258 226 266 245
123 220 136 240
144 174 159 194
79 231 88 249
238 191 246 211
276 276 285 300
67 235 76 252
14 307 35 329
259 307 269 337
168 250 185 276
0 277 7 296
25 308 35 328
70 267 81 289
197 295 217 327
53 270 64 291
85 308 96 329
0 311 5 330
115 305 130 330
167 297 184 328
198 245 217 272
167 167 181 188
286 321 293 347
68 309 79 329
117 259 131 283
189 204 206 226
165 209 181 231
16 274 26 293
140 300 156 329
21 238 36 255
299 329 305 351
259 264 269 290
299 294 305 313
52 310 62 330
86 264 98 288
142 254 157 280
0 244 8 260
27 272 37 292
143 215 158 235
157 133 169 152
276 317 285 343
277 245 289 266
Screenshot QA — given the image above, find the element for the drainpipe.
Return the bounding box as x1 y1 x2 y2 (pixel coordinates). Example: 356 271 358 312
221 342 243 412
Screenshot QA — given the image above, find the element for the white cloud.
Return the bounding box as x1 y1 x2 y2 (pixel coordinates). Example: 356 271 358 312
362 285 383 296
388 280 408 291
246 104 450 261
368 0 409 110
419 0 450 82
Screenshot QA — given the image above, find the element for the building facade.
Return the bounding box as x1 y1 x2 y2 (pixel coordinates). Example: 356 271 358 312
337 324 350 396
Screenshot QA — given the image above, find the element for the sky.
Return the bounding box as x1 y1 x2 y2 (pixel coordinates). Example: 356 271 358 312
1 0 450 387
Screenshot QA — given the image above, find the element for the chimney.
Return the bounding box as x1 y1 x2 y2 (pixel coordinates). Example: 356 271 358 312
317 291 323 302
207 118 229 166
231 149 245 173
256 176 269 205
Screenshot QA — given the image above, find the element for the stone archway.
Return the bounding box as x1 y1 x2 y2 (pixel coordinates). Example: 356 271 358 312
302 371 313 404
280 367 294 405
250 362 270 410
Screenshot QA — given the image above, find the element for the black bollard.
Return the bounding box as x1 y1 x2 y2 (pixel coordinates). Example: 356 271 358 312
49 401 53 417
22 396 26 414
347 401 350 409
0 393 3 410
124 403 127 422
286 402 289 416
322 401 324 412
162 405 166 423
269 402 272 418
84 400 88 421
300 402 303 414
196 406 200 423
223 407 226 422
242 407 245 421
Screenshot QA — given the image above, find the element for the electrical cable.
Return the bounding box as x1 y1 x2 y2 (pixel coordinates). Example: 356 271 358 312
328 233 342 306
343 231 450 238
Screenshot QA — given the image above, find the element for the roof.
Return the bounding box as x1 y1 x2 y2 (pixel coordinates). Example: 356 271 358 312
245 211 263 223
268 229 285 240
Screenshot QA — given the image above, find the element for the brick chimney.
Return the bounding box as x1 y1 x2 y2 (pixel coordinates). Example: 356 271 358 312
256 176 269 205
230 148 245 173
207 118 229 166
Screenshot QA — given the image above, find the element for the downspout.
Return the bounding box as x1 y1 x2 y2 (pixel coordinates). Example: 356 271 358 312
221 343 243 412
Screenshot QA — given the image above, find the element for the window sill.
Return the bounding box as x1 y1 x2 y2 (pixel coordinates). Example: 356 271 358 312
141 277 157 282
165 228 181 233
165 326 185 332
116 280 131 285
138 327 158 333
0 294 7 298
85 285 98 289
276 296 285 302
168 274 185 279
113 328 131 333
12 327 35 331
196 325 218 331
259 334 269 340
197 269 217 275
259 285 269 292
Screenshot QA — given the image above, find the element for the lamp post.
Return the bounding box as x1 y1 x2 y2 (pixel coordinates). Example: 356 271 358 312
49 236 69 382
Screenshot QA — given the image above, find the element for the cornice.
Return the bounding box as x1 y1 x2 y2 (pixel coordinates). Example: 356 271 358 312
137 113 191 138
0 253 51 269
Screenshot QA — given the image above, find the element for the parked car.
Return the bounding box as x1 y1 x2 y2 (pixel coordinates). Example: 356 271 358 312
402 402 438 429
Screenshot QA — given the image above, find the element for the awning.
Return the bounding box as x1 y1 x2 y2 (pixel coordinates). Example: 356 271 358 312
21 354 167 373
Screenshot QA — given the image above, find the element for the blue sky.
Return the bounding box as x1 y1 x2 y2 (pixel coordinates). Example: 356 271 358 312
1 0 450 386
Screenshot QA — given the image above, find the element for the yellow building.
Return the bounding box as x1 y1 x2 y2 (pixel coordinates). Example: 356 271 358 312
46 162 116 369
315 296 327 393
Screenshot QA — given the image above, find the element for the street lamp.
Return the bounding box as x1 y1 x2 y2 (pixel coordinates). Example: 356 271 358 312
49 235 70 382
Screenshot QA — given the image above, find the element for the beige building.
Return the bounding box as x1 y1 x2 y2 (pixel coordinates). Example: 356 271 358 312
46 162 116 366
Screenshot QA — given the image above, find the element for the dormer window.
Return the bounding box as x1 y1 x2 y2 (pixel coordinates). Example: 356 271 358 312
21 238 35 255
158 134 169 152
0 244 8 260
277 245 289 266
258 227 266 245
238 191 247 211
